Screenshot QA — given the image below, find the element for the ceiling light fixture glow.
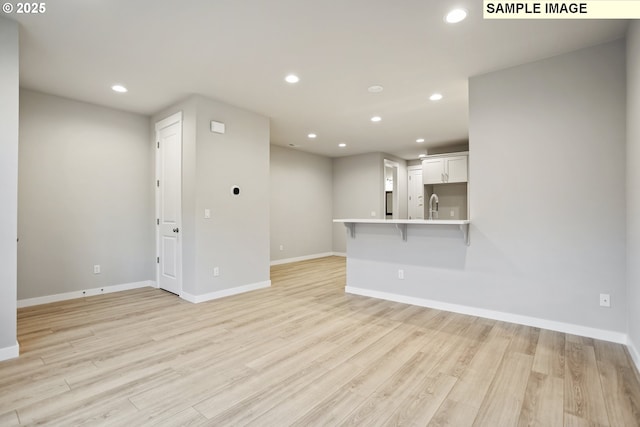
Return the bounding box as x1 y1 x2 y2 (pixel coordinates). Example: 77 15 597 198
368 85 384 93
370 116 382 122
445 8 467 23
308 133 317 139
111 84 128 93
416 138 425 143
338 143 347 148
418 154 427 158
429 93 443 101
285 74 300 83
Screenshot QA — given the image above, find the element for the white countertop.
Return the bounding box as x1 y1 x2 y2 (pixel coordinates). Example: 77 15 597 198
333 219 469 225
334 218 470 244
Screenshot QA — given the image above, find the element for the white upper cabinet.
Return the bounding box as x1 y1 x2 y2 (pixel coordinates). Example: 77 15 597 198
422 153 468 184
446 155 468 183
422 158 445 184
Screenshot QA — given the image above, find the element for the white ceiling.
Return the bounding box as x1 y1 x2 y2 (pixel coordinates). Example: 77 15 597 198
10 1 627 159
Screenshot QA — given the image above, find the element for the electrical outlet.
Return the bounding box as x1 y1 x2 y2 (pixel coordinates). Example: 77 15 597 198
600 293 610 307
93 265 100 274
279 245 284 251
371 211 376 217
450 210 455 217
204 208 211 219
214 267 219 277
398 269 404 280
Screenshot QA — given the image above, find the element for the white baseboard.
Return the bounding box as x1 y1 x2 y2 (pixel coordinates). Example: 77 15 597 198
181 280 271 304
270 252 344 266
17 280 156 308
332 252 346 257
628 336 640 375
0 342 19 362
346 286 628 345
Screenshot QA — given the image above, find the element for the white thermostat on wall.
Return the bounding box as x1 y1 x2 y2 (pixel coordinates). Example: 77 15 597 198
210 120 225 134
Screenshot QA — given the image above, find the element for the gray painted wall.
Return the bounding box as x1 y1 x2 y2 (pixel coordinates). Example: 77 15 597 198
154 95 270 296
194 96 270 294
0 17 19 356
270 145 333 261
426 183 467 220
468 40 627 332
332 153 384 253
18 90 154 299
627 22 640 364
332 152 408 253
346 41 627 334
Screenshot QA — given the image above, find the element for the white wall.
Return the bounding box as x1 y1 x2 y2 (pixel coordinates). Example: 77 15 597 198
270 145 333 262
626 22 640 368
0 17 19 360
18 90 154 300
345 40 627 339
153 95 270 298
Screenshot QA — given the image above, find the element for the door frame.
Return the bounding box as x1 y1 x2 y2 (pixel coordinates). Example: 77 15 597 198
155 111 183 296
383 159 400 219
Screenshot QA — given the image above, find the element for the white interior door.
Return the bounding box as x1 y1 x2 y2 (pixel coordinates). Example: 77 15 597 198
408 168 424 219
156 112 182 295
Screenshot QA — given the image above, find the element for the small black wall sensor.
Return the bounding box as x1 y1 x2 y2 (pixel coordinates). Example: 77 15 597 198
231 186 240 196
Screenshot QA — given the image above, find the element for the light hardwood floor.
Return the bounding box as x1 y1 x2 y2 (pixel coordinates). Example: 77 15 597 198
1 256 639 426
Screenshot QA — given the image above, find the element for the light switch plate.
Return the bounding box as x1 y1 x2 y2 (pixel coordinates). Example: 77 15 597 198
204 209 211 219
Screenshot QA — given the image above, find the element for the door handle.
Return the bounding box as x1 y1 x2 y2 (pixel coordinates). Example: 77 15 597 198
173 228 180 233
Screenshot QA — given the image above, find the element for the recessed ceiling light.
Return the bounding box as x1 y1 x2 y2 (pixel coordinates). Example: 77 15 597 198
445 8 467 23
429 93 443 101
418 154 427 158
416 138 425 143
371 116 382 122
338 143 347 148
285 74 300 84
111 84 128 93
307 133 317 139
368 85 384 93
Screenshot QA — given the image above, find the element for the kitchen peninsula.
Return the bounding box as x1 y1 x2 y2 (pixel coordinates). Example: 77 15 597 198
333 218 473 313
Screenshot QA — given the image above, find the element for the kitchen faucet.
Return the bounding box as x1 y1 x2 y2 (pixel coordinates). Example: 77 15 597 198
429 193 439 220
